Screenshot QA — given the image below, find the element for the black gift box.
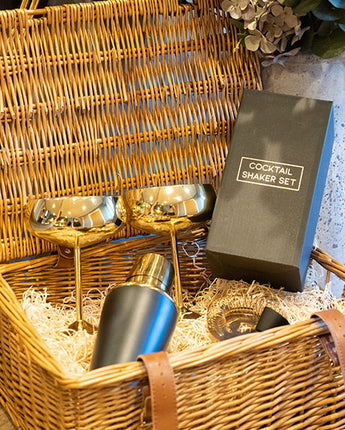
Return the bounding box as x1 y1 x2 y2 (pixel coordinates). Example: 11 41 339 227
206 90 334 292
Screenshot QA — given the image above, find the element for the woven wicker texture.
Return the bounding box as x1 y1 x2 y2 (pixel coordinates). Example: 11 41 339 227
0 0 261 264
0 247 345 429
2 1 344 429
0 1 263 428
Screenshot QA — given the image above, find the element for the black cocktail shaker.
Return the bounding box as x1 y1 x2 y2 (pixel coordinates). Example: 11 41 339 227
90 253 177 369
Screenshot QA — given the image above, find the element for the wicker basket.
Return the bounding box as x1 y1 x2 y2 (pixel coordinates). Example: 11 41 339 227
1 0 345 429
1 248 345 430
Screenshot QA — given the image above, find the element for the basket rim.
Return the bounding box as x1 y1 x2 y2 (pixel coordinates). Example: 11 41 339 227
0 246 343 388
74 317 328 389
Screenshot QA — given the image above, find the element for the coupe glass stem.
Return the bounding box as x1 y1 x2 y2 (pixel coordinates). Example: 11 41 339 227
74 246 84 331
169 225 183 316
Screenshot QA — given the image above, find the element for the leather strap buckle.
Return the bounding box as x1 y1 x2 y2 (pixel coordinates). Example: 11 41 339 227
137 351 179 430
319 334 339 367
313 309 345 381
139 384 152 429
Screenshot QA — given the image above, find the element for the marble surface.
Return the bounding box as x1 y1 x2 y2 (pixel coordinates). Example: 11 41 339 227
261 52 345 297
1 52 345 429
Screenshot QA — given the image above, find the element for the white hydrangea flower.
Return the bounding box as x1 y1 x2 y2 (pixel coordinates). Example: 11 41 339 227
245 29 277 53
221 0 306 56
222 0 251 20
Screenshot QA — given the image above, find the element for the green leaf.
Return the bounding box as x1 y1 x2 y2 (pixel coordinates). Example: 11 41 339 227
312 0 343 20
338 10 345 22
229 18 245 30
300 29 315 51
278 0 299 7
317 20 338 36
293 0 321 14
312 28 345 57
328 0 345 9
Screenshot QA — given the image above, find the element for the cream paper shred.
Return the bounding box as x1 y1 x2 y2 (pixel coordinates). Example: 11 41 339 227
21 273 345 376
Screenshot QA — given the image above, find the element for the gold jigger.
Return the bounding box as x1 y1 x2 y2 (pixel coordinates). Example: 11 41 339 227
27 196 125 334
123 184 216 317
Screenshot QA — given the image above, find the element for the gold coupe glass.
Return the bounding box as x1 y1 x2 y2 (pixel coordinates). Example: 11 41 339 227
123 184 216 316
27 196 125 333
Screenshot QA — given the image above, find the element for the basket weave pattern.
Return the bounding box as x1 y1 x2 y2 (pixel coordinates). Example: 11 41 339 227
0 0 261 264
2 1 344 429
0 1 264 428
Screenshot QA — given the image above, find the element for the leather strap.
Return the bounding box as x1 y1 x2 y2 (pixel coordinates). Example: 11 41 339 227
138 351 179 430
313 309 345 384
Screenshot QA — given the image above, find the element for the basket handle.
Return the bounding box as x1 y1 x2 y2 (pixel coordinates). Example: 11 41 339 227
313 309 345 383
138 351 179 430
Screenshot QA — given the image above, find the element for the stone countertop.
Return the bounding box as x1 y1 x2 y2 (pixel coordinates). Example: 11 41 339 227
261 52 345 297
1 52 345 429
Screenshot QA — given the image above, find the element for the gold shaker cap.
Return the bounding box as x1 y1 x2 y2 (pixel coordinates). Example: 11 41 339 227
126 253 174 293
